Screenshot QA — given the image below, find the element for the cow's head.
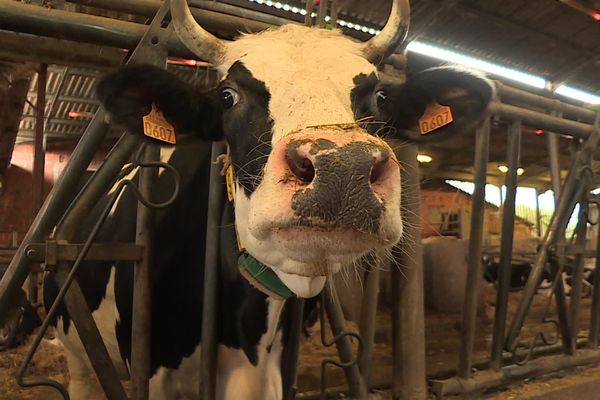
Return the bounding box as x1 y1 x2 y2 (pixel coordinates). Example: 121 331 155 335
98 0 493 297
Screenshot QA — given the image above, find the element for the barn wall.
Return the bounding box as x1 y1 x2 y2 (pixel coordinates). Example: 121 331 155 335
0 142 108 247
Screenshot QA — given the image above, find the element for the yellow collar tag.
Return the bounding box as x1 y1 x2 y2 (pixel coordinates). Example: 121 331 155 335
142 103 177 144
225 164 235 202
418 102 454 135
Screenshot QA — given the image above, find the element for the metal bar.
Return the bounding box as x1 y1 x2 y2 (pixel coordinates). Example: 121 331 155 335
54 266 129 400
458 116 490 378
305 0 314 26
131 144 158 400
589 211 600 348
0 109 108 324
497 82 596 124
433 350 600 397
392 141 427 400
569 199 589 342
490 120 521 370
323 280 367 398
535 188 542 236
547 130 562 199
488 102 593 139
506 112 600 352
0 0 272 57
281 298 305 400
358 262 380 388
200 141 227 399
29 63 47 305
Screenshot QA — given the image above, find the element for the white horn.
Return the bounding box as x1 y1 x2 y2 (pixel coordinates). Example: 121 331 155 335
171 0 227 64
362 0 410 64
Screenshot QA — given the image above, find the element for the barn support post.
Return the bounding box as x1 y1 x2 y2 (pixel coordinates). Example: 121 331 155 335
131 143 159 400
490 120 521 370
200 141 227 399
281 298 305 400
392 141 427 400
535 188 542 236
358 261 380 388
29 62 47 305
588 200 600 348
457 116 491 378
323 280 367 399
506 112 600 353
569 196 589 342
0 109 108 325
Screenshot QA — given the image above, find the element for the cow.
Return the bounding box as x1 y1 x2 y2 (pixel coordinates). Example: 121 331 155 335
43 0 494 399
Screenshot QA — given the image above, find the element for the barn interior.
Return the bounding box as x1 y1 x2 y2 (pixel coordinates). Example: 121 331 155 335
0 0 600 399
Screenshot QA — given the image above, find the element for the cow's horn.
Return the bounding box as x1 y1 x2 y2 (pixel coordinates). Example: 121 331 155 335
171 0 227 64
362 0 410 64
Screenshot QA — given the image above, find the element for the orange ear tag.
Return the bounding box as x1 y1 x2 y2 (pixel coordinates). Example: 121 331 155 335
225 164 235 202
142 103 177 144
418 102 454 135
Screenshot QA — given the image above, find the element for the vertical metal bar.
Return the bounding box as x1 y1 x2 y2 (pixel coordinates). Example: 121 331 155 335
547 133 562 200
569 195 589 342
200 141 227 400
316 0 327 27
304 0 314 25
0 109 109 322
54 266 129 400
358 262 380 388
281 298 305 400
589 213 600 347
29 63 47 305
131 143 158 400
490 120 521 370
458 117 490 378
392 141 427 400
323 280 367 398
535 188 542 237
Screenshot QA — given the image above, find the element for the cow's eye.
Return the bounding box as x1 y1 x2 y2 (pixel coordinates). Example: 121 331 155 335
375 89 387 107
220 88 239 109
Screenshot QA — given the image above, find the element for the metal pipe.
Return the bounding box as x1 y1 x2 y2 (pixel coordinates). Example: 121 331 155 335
506 112 600 352
29 63 47 305
547 129 562 199
433 349 600 397
589 209 600 347
130 144 158 400
391 141 427 399
458 116 490 378
490 120 521 370
323 280 367 398
281 298 305 400
0 0 271 58
569 199 589 342
489 102 593 139
535 188 542 236
358 263 380 388
497 82 597 124
53 266 129 400
0 109 109 324
200 141 227 399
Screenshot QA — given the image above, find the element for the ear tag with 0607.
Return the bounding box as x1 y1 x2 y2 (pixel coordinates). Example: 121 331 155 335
142 103 176 144
418 102 454 135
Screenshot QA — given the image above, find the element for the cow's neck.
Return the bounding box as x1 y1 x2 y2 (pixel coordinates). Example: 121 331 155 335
272 270 326 298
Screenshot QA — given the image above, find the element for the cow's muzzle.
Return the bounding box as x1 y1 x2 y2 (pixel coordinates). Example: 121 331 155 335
273 130 399 234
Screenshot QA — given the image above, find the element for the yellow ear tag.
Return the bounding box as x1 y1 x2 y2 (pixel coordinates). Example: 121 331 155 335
142 103 176 144
418 102 454 135
225 164 235 202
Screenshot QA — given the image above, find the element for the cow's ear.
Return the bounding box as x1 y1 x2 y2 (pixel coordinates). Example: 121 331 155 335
97 64 223 141
379 67 494 143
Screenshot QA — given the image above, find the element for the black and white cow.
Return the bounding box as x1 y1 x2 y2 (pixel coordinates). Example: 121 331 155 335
44 0 493 399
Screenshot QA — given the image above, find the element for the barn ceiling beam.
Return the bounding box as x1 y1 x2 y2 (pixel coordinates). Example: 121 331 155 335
0 30 125 70
0 0 271 59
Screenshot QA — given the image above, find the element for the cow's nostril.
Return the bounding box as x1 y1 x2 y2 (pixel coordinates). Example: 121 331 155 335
370 150 390 184
286 148 315 183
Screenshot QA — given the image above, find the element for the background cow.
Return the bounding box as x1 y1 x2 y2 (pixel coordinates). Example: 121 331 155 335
44 0 493 399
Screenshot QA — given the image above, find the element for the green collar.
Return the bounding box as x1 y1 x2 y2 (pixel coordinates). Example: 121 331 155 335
238 252 294 300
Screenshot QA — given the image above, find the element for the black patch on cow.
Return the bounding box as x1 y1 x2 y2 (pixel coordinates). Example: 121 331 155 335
290 141 383 233
220 62 273 196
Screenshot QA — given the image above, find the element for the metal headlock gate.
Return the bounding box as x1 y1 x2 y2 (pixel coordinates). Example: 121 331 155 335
0 1 599 400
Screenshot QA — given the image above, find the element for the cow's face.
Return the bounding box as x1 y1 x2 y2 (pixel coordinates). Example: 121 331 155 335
98 0 493 298
215 27 402 291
